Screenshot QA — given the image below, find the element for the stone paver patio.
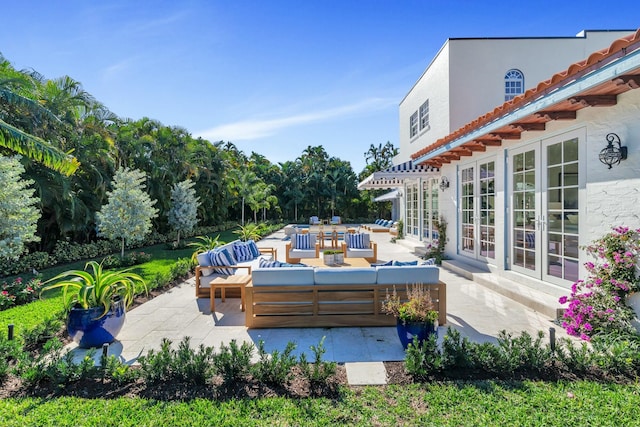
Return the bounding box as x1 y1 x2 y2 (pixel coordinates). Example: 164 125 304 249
68 227 571 385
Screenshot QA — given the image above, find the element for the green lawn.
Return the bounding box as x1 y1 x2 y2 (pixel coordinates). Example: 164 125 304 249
1 381 638 426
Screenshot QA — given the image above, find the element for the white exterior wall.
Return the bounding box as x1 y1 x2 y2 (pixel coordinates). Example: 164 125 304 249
397 43 451 165
400 31 634 163
581 89 640 249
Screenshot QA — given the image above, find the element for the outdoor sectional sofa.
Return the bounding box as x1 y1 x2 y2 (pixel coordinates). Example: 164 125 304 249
245 264 446 328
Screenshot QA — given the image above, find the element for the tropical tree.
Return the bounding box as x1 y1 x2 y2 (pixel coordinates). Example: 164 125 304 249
96 167 158 257
167 179 200 245
228 168 260 225
0 55 80 175
0 155 40 259
363 141 398 177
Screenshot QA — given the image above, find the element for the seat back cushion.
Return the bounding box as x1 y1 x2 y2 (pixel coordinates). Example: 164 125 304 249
376 265 440 285
197 252 215 276
313 268 377 285
252 267 315 286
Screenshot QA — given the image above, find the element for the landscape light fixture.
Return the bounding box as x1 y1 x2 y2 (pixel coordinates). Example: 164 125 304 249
599 133 627 169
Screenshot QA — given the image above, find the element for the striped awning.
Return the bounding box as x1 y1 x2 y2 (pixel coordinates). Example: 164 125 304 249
358 160 439 190
373 189 400 202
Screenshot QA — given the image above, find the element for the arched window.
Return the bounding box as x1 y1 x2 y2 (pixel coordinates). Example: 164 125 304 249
505 69 524 101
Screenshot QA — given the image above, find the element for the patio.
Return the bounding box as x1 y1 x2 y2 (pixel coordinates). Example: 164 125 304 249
67 226 571 384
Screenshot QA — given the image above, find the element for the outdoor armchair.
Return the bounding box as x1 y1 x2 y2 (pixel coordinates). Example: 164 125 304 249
341 232 377 263
286 233 320 263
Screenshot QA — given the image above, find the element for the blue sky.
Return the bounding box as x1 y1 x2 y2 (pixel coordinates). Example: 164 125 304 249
1 1 637 173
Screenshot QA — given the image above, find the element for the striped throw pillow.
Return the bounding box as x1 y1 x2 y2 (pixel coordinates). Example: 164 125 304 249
295 233 311 249
233 242 252 262
259 258 282 268
348 233 366 249
422 258 437 265
211 248 237 275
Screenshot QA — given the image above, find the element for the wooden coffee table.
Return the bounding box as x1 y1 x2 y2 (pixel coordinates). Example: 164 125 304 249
210 274 251 312
300 257 370 268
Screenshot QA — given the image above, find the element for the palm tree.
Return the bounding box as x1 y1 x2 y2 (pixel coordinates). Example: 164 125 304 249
0 56 79 175
228 169 260 225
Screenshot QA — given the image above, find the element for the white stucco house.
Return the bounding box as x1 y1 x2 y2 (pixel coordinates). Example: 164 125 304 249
359 29 640 316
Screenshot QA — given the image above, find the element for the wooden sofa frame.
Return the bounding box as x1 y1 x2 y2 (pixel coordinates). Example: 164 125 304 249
245 280 446 328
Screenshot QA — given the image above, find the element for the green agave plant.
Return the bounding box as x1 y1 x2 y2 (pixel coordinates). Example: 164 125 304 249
233 223 262 242
188 234 225 263
41 260 147 318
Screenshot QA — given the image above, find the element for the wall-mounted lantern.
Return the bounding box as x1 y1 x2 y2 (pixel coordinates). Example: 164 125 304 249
439 176 450 191
599 133 627 169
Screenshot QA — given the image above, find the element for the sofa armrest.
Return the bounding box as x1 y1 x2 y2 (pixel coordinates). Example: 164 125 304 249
259 247 277 259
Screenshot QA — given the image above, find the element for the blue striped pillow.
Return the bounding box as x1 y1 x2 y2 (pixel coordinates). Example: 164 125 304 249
421 258 436 265
259 258 282 268
348 233 366 249
211 248 237 275
295 234 311 249
247 240 260 258
233 242 252 262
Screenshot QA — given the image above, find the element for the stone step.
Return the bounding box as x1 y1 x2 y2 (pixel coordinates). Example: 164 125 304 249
442 259 567 320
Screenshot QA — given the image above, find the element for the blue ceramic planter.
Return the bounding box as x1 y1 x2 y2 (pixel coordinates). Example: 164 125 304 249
67 298 126 349
396 319 438 349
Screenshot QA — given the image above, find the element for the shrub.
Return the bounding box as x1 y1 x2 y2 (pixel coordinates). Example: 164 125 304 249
138 338 174 384
404 334 444 378
560 226 640 340
214 339 254 384
298 337 336 386
0 277 44 311
252 340 297 386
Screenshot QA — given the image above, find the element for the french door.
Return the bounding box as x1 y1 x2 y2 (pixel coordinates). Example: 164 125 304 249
509 131 581 284
459 159 496 261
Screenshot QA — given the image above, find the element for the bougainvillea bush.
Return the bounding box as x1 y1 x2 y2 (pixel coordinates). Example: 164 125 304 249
0 277 44 311
560 226 640 340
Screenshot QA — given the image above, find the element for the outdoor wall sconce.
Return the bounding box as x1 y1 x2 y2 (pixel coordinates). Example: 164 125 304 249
599 133 627 169
439 176 450 191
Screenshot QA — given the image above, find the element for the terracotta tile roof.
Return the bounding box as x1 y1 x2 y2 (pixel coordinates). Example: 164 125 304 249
411 29 640 167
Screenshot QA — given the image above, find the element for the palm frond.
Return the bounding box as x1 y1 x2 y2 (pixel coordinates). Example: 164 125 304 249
0 118 80 175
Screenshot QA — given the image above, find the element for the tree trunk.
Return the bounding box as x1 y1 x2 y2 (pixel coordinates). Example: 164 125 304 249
121 237 125 258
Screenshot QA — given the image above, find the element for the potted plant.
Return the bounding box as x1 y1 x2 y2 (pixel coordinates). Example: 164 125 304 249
383 283 439 349
41 260 147 348
334 250 344 265
323 250 336 265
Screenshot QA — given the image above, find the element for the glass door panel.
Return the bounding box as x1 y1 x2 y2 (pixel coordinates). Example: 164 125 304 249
544 138 579 283
460 166 475 255
512 148 539 273
479 161 495 260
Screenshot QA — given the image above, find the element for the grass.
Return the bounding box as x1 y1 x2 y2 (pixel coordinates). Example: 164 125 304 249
0 381 639 426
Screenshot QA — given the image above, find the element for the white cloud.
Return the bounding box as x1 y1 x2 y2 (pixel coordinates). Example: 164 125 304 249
195 97 396 142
